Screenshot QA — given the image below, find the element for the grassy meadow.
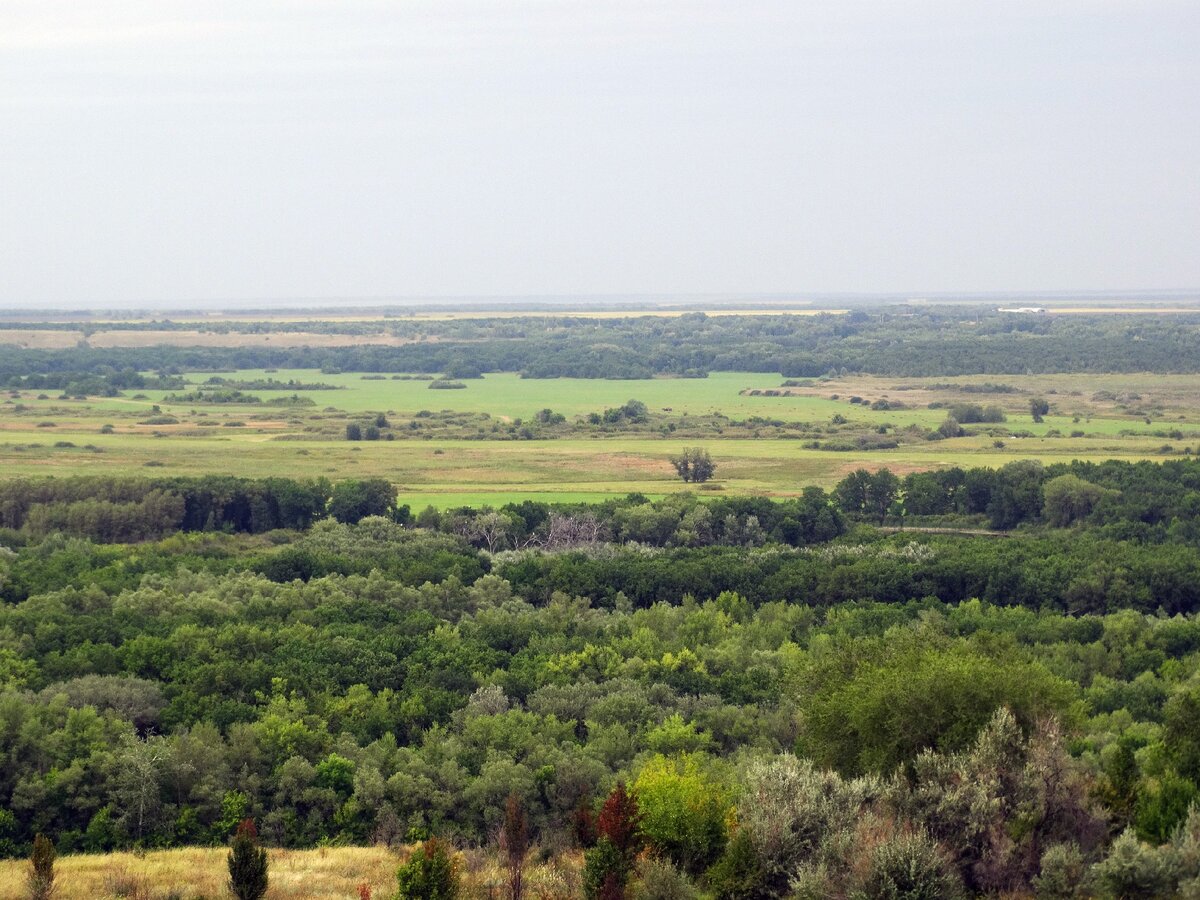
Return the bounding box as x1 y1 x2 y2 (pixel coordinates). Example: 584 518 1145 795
1 369 1196 506
0 844 582 900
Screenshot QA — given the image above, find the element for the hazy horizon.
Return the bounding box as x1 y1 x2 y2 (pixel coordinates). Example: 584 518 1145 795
3 1 1198 307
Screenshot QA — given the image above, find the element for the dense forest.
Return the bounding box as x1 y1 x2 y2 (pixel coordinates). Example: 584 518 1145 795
8 309 1200 378
5 470 1200 896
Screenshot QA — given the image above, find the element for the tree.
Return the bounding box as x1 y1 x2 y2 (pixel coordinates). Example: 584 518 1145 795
1030 398 1050 423
26 833 55 900
396 837 460 900
112 733 170 845
633 753 729 874
585 783 643 899
500 793 529 900
670 448 716 484
1042 474 1116 527
328 478 395 524
345 422 362 441
228 819 269 900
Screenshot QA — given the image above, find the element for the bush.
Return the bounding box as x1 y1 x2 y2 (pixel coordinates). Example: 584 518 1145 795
1034 843 1087 899
851 829 962 900
26 833 55 900
227 818 268 900
584 838 628 900
396 837 460 900
631 856 698 900
705 829 764 900
1091 829 1177 900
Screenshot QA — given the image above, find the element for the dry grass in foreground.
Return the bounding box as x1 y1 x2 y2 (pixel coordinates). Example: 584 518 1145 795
0 845 399 900
0 845 585 900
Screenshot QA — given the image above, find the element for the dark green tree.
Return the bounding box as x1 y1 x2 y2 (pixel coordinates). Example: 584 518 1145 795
228 818 269 900
396 837 460 900
670 448 716 483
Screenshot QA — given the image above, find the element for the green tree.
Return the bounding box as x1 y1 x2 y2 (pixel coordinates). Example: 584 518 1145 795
1042 474 1115 527
228 819 269 900
328 478 395 524
633 753 729 874
396 837 460 900
670 448 716 484
1030 397 1050 423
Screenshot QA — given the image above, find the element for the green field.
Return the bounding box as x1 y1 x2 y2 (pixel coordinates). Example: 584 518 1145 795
2 369 1195 506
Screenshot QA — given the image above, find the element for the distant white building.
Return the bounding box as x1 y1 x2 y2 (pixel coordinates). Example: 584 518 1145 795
997 306 1047 314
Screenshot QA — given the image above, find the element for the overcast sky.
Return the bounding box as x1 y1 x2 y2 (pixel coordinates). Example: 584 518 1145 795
1 1 1197 307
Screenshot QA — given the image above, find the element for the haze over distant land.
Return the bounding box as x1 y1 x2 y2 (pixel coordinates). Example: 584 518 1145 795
1 1 1197 307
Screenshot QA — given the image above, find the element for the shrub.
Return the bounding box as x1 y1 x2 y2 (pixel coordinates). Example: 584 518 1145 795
227 818 269 900
631 856 698 900
584 838 628 900
705 829 764 900
396 838 461 900
501 793 529 900
851 829 962 900
1092 828 1178 899
1034 843 1087 899
734 754 877 895
26 833 55 900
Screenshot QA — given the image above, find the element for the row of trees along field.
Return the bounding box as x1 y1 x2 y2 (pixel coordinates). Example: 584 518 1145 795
8 308 1200 377
5 455 1200 547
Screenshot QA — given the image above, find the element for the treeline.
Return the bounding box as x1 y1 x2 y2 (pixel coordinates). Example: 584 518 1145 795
835 457 1200 537
8 309 1200 378
0 476 395 543
2 369 183 397
8 454 1200 550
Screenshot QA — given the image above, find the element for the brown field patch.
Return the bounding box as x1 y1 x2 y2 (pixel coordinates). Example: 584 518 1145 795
85 330 436 349
0 329 84 349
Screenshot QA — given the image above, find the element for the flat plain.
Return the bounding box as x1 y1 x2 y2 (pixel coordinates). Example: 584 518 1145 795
2 368 1194 506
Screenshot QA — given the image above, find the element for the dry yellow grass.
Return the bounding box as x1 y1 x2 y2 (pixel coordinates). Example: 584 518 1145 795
0 845 399 900
0 845 585 900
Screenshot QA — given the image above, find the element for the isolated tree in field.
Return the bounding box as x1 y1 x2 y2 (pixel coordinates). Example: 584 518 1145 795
26 833 55 900
396 837 460 900
500 793 529 900
670 447 716 483
1030 397 1050 423
228 818 269 900
345 422 362 441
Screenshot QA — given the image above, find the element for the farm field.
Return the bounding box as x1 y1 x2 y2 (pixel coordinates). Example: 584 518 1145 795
1 368 1195 505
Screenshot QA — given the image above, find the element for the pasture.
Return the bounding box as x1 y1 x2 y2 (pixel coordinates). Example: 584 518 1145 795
1 369 1195 506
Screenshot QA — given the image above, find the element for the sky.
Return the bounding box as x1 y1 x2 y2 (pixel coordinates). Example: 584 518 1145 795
1 1 1198 308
